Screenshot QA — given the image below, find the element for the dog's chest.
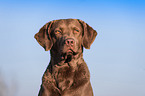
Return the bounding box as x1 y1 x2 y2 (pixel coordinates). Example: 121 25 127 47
54 65 75 91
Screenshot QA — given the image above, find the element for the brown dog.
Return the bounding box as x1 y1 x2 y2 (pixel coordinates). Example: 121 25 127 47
35 19 97 96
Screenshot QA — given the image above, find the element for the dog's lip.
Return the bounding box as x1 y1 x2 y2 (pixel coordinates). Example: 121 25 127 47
67 49 78 55
67 49 73 53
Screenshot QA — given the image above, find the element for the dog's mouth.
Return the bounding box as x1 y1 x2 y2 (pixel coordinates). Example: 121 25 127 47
61 49 77 63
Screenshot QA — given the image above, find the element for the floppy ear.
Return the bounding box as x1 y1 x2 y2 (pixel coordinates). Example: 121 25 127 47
78 20 97 49
34 21 53 51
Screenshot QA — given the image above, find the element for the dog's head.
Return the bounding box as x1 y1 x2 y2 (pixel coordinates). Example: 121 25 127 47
35 19 97 61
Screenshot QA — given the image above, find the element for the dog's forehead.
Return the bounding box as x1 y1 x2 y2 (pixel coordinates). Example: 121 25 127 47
52 19 82 28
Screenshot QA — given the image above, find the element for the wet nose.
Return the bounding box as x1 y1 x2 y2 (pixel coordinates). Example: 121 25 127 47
65 38 74 46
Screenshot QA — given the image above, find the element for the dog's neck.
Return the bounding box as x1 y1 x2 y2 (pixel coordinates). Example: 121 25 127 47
48 51 84 75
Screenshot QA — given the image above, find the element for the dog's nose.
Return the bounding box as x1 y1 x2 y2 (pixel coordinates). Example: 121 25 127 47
65 38 74 46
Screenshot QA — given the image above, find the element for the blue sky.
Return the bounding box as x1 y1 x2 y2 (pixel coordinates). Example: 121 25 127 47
0 0 145 96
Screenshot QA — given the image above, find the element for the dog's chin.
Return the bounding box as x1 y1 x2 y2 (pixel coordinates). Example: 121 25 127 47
61 49 77 63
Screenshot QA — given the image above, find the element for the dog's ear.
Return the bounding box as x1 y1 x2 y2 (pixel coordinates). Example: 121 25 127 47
34 21 53 51
78 19 97 49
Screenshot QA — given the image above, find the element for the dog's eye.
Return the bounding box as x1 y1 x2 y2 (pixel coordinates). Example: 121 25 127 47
55 30 61 34
74 29 79 33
